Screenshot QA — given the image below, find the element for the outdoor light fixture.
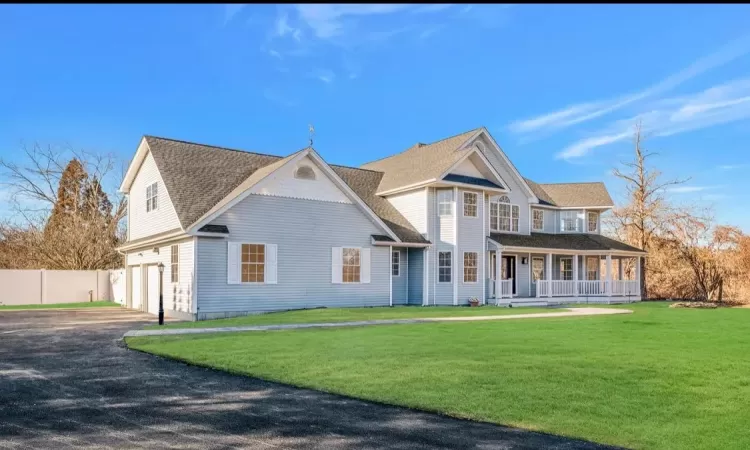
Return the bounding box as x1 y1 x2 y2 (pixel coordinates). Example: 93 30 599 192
521 257 528 265
157 262 165 325
153 247 160 254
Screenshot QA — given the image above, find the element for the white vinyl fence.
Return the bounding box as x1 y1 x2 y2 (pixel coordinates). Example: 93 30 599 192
0 269 126 306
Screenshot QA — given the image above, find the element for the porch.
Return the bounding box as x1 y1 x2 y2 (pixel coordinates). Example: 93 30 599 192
486 233 645 306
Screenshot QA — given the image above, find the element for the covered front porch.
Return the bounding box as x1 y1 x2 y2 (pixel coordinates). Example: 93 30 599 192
486 233 645 306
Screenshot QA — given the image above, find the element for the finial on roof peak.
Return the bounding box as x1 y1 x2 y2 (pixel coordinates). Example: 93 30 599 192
308 124 315 147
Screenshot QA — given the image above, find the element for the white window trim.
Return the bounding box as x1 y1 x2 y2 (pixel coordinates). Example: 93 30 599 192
170 244 179 283
438 251 452 284
239 242 268 284
463 191 478 218
560 257 573 281
146 182 158 213
438 189 452 216
489 195 520 232
587 211 599 233
342 246 362 284
462 251 479 284
531 257 544 284
392 250 400 277
532 209 544 231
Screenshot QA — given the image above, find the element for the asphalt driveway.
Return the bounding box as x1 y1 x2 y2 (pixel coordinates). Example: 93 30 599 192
0 308 618 449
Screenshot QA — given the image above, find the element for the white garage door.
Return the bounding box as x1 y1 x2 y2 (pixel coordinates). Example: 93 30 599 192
131 267 142 310
147 265 160 315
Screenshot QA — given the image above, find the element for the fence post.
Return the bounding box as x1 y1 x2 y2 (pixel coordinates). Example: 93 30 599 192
40 269 46 305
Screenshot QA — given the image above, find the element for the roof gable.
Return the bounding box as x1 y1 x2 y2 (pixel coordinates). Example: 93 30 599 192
524 178 614 208
360 128 480 194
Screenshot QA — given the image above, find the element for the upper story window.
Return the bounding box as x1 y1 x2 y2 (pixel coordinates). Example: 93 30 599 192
532 209 544 231
146 182 158 212
489 195 519 232
463 192 478 217
437 189 453 216
587 212 599 233
560 210 578 232
294 165 316 180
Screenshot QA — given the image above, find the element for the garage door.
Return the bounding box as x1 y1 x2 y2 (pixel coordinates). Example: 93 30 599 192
147 265 160 315
131 267 142 310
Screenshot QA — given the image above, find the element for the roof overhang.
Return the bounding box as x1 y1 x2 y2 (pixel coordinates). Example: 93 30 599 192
119 137 150 194
117 229 191 253
532 204 615 211
487 236 647 256
371 236 431 247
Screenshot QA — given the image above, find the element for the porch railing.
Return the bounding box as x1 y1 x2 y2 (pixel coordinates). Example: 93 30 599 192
536 280 639 297
500 279 513 298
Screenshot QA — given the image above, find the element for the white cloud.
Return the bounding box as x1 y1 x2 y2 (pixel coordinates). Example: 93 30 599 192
311 69 335 84
557 78 750 160
267 49 283 59
223 4 248 24
510 35 750 135
294 4 411 39
418 26 441 40
669 186 715 194
413 4 454 13
718 164 748 170
274 13 302 41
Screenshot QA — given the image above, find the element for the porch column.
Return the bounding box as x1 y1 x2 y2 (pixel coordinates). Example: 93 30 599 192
546 252 553 298
496 249 502 299
605 254 613 297
636 256 642 298
618 256 624 281
572 254 579 297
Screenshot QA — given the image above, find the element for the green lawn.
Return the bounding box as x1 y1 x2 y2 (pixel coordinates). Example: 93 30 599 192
127 302 750 450
147 305 554 329
0 301 119 310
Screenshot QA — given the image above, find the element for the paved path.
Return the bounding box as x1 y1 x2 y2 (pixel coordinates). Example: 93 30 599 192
0 308 621 449
125 307 632 337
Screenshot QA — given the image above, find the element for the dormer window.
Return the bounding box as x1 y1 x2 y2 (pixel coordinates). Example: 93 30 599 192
294 165 316 180
146 182 158 212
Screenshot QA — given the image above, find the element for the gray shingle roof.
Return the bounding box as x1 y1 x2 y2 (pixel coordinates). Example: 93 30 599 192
489 232 643 253
143 136 429 244
524 178 613 208
360 129 480 193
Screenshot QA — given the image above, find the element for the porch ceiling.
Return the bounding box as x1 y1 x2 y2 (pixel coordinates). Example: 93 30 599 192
488 232 644 254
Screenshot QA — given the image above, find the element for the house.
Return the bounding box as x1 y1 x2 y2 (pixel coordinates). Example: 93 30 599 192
118 127 645 321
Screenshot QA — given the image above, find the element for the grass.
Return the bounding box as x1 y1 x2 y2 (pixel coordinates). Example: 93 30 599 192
146 305 554 329
0 301 119 310
127 302 750 450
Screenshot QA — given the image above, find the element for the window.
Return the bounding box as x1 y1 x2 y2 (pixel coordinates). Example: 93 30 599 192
490 195 519 232
532 209 544 231
532 257 545 282
146 182 158 212
588 212 598 233
586 256 599 280
342 247 361 283
463 192 478 217
561 211 577 232
241 244 265 283
438 189 452 216
463 252 478 283
294 165 316 180
392 251 400 276
170 245 179 283
560 258 573 281
438 251 452 283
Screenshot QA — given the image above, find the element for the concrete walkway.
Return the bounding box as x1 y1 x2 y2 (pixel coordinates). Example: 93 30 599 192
124 307 632 338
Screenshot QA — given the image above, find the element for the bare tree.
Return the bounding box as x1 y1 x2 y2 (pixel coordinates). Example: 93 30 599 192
0 142 126 269
607 121 689 298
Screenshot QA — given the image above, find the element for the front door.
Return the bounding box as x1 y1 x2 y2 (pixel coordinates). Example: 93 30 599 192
488 252 497 297
501 256 516 294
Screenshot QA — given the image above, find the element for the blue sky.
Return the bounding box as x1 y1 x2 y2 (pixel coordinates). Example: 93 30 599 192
2 4 750 230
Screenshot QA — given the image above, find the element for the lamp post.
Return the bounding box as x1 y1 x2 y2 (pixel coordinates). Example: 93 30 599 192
157 262 164 325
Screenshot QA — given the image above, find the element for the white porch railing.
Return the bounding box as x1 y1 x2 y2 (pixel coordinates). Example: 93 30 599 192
536 280 639 297
611 280 639 296
500 279 513 299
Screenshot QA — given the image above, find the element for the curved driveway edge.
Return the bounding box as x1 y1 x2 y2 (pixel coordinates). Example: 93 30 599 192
124 307 633 338
0 308 624 449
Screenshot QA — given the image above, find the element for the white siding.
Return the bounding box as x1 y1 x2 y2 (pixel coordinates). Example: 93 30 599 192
250 155 352 204
451 158 485 178
457 189 484 304
128 152 182 241
196 194 390 315
125 238 195 315
385 188 428 235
